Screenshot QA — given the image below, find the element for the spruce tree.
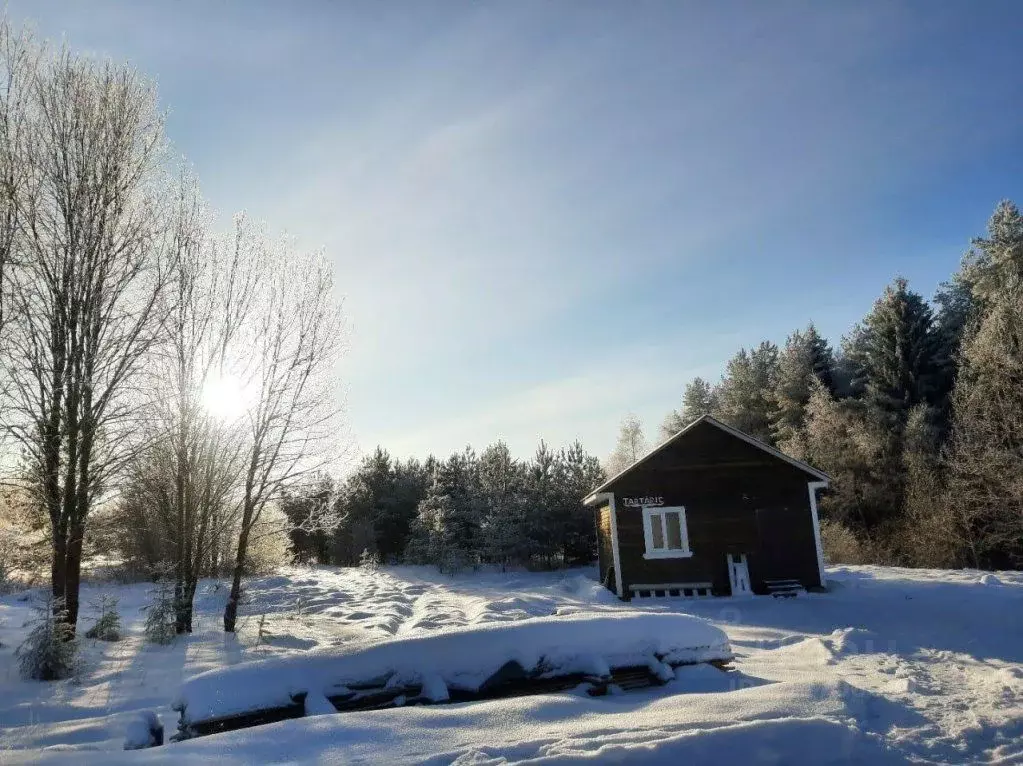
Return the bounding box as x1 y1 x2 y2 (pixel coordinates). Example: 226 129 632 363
945 201 1023 567
855 278 944 421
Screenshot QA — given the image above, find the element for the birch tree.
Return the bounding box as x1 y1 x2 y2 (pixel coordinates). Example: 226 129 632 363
223 237 344 632
134 192 258 632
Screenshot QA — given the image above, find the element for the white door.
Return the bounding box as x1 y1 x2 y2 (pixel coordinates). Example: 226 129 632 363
728 553 752 597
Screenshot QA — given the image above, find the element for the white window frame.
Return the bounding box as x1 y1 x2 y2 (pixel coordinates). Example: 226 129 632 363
642 505 692 559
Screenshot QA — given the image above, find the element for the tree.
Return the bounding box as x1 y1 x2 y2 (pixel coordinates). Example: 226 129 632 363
715 342 779 443
223 235 345 633
553 441 604 564
0 22 36 336
770 324 835 451
944 203 1023 568
476 441 526 567
3 46 170 633
606 414 646 476
405 448 481 572
281 474 337 564
855 278 944 420
524 440 560 566
802 381 900 544
660 377 717 440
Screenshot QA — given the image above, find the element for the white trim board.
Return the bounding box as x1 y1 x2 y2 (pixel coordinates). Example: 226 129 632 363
586 492 623 599
583 414 829 503
807 481 828 589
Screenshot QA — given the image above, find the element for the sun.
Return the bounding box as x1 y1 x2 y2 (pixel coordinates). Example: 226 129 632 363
201 373 253 420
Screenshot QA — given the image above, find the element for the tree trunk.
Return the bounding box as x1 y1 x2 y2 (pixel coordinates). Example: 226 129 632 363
51 533 67 619
64 526 85 634
223 523 250 633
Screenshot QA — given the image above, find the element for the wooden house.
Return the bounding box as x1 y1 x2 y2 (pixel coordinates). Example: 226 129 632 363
584 415 830 600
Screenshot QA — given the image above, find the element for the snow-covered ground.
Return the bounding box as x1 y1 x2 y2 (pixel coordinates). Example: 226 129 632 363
1 565 1022 764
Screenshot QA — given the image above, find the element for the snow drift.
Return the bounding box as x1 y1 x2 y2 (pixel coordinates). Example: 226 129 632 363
174 611 731 726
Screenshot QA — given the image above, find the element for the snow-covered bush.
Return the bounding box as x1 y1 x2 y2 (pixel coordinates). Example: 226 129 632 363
820 519 868 565
0 525 14 591
85 594 122 641
143 578 177 645
244 505 294 575
16 596 80 681
358 548 379 571
124 710 163 750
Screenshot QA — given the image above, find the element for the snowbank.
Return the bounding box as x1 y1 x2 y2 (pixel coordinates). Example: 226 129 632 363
174 612 731 725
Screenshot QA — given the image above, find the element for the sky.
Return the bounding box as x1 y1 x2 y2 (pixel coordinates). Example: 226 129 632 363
8 1 1022 464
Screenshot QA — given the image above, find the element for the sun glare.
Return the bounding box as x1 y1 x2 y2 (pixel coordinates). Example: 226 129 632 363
201 374 253 420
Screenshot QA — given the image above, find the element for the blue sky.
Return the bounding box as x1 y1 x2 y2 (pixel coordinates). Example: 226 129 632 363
10 1 1022 462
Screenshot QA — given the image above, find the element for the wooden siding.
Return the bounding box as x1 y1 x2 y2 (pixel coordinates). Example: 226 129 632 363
595 504 614 589
603 420 822 596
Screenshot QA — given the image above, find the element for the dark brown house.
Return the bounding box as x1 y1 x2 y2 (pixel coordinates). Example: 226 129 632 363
584 415 830 600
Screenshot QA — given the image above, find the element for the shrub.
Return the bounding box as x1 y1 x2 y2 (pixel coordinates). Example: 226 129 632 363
16 596 79 681
820 519 868 565
85 594 122 641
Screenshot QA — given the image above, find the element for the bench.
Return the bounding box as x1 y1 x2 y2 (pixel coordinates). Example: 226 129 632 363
629 582 713 599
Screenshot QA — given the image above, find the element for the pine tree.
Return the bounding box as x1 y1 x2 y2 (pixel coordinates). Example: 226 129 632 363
477 442 526 567
405 449 482 572
715 341 779 443
525 440 561 565
770 324 835 452
554 442 605 565
660 378 718 440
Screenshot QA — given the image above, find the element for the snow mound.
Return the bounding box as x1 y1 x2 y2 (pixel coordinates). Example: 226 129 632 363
123 711 163 750
825 627 883 658
174 612 731 725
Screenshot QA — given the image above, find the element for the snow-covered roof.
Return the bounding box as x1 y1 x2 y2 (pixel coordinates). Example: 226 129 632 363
585 414 830 503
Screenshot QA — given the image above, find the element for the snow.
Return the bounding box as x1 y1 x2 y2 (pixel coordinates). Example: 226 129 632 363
174 611 731 725
122 712 162 750
1 564 1022 763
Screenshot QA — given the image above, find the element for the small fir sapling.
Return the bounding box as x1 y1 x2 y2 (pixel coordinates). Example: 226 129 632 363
143 577 177 645
16 596 80 681
85 594 122 641
358 547 379 571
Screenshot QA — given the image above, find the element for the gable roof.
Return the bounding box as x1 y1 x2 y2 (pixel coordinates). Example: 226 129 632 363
584 414 829 502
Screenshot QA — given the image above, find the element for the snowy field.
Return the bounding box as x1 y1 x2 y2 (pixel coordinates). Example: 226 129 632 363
1 564 1022 764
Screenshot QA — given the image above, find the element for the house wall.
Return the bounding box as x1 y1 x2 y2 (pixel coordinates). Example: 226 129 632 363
604 421 822 597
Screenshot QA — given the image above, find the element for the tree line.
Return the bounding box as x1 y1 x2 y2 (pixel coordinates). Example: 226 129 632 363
0 21 345 640
281 440 606 573
609 200 1023 570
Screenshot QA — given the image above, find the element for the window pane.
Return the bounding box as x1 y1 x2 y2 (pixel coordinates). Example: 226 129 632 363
666 511 683 550
650 513 665 549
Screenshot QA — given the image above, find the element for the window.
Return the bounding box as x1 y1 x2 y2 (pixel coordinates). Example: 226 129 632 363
642 506 692 559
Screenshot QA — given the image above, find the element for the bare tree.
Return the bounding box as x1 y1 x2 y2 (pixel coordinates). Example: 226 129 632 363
0 21 37 335
605 414 646 477
149 188 259 632
222 234 344 632
2 47 169 633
